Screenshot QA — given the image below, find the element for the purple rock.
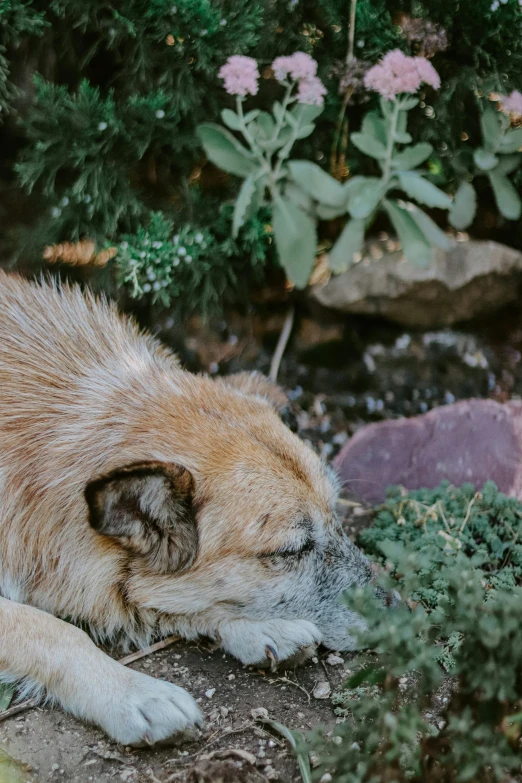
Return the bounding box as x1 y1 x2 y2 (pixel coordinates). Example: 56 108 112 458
333 399 522 505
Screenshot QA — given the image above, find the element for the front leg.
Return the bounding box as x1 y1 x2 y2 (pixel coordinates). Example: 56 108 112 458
0 597 202 744
217 617 322 667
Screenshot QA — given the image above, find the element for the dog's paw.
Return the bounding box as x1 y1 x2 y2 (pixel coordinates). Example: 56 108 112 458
90 668 203 745
217 618 322 667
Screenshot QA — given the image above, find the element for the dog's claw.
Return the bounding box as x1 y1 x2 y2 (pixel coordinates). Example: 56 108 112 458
265 644 279 671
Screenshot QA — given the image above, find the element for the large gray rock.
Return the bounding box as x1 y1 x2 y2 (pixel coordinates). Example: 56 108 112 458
333 399 522 505
312 240 522 328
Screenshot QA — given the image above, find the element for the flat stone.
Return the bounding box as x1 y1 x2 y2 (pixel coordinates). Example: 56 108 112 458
312 240 522 328
333 399 522 505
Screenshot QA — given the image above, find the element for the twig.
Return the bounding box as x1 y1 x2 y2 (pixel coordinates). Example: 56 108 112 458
271 675 312 703
0 635 181 724
269 305 295 383
0 698 39 722
163 722 258 770
336 498 362 508
118 635 180 666
347 0 357 65
459 494 479 534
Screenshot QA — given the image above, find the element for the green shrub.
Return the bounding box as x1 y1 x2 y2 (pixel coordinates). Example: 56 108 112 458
298 483 522 782
310 540 522 782
115 207 273 315
358 481 522 605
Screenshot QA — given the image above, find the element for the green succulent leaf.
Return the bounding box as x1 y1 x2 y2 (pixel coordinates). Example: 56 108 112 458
449 181 477 230
220 108 242 131
285 182 314 212
272 102 284 123
328 218 366 272
488 171 522 220
500 128 522 154
361 111 387 146
480 107 502 151
397 109 407 136
392 142 433 171
257 719 312 783
316 203 347 220
409 205 452 250
296 123 315 139
379 98 392 118
347 177 385 219
196 123 256 178
232 174 256 238
400 97 420 111
0 685 14 712
394 132 413 144
397 171 452 209
296 104 323 124
272 196 317 289
384 199 433 266
351 132 387 160
256 111 276 139
343 176 367 198
495 154 522 175
287 160 346 207
474 148 499 171
243 109 260 124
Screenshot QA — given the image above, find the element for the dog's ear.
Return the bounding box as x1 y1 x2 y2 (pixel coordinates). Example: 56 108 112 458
85 462 197 573
217 371 298 432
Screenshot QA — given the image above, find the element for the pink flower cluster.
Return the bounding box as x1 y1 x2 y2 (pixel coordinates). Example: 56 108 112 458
500 90 522 117
272 52 317 81
296 77 327 106
218 51 326 106
364 49 440 100
218 55 259 97
272 51 326 106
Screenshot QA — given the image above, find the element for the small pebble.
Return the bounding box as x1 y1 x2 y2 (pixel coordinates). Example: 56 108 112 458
251 707 269 720
326 654 344 666
313 681 331 700
204 688 216 699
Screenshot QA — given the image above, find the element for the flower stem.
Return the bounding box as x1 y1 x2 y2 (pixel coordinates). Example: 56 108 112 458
270 81 295 145
236 96 264 161
382 99 400 184
347 0 357 66
273 103 305 182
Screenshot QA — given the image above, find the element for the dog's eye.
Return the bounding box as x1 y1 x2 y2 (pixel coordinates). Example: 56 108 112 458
258 538 315 561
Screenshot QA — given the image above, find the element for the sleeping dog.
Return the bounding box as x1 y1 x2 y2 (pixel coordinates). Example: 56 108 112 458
0 273 382 744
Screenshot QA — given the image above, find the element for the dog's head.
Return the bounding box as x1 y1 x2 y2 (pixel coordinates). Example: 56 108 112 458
85 371 390 659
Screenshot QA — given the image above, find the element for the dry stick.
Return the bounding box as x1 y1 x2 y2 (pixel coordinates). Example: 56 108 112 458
118 634 180 666
268 305 295 383
0 699 40 721
0 634 181 724
347 0 357 66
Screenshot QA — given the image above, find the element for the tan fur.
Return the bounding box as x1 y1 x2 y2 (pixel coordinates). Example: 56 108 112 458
0 272 376 744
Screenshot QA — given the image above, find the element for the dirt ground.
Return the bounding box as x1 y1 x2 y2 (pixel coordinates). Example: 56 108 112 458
0 638 352 783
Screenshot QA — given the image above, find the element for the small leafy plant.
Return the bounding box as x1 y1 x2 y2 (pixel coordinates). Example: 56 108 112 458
197 52 327 289
450 91 522 230
324 49 453 272
198 49 453 289
358 480 522 606
114 208 271 314
308 543 522 783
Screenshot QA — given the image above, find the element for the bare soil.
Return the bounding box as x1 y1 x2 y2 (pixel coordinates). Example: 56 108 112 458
0 639 351 782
